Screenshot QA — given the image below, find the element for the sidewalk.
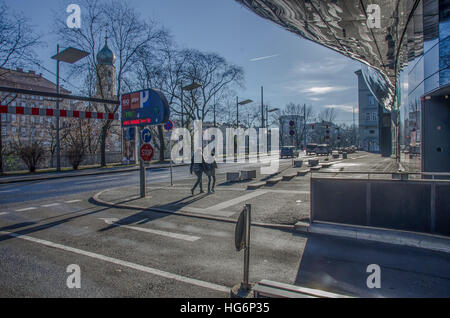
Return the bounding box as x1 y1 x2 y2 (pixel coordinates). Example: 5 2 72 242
0 162 188 184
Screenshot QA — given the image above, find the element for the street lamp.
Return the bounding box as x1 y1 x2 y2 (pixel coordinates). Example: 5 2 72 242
236 98 252 127
266 107 279 128
51 46 89 172
180 81 202 128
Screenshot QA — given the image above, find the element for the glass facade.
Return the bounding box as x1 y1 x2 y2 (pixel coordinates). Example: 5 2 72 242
238 0 449 173
396 0 449 172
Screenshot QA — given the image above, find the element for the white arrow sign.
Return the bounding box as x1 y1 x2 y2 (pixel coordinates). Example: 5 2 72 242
99 218 200 242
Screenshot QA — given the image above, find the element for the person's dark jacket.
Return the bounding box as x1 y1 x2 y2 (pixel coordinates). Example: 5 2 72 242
190 155 205 174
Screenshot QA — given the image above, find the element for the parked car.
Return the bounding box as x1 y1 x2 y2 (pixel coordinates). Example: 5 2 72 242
306 143 318 155
317 144 331 156
280 146 297 158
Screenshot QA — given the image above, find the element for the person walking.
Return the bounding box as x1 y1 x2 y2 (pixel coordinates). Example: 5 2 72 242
204 158 218 194
190 154 205 195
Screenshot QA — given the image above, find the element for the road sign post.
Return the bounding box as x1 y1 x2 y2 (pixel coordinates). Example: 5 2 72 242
164 120 174 187
121 88 169 198
139 127 146 198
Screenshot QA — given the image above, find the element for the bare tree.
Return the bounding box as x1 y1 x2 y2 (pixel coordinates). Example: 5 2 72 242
9 130 45 173
318 108 337 123
43 118 70 168
0 1 40 174
182 50 244 126
64 119 89 170
55 0 167 166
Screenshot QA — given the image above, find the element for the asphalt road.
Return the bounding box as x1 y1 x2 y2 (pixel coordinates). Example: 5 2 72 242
0 156 294 206
0 152 449 298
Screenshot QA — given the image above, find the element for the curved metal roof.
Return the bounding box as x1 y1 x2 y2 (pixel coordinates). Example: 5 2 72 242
235 0 424 110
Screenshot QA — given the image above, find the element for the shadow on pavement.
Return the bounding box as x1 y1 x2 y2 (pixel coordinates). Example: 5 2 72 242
98 193 210 232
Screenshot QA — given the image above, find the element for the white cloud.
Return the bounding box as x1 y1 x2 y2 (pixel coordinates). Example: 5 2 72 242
325 104 357 113
302 86 350 95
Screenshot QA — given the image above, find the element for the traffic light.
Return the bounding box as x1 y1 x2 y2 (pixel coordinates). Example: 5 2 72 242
289 120 295 136
312 124 315 129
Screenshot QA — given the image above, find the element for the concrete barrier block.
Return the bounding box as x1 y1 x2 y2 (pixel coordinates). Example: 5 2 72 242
282 173 297 181
308 159 319 167
293 160 303 168
226 172 240 182
297 169 310 176
247 182 266 190
241 170 257 180
266 177 283 185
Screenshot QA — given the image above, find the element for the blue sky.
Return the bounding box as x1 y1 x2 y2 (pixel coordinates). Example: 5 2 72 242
11 0 361 124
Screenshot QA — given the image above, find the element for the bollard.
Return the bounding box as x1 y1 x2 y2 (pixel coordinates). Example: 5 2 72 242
234 204 252 292
242 204 251 291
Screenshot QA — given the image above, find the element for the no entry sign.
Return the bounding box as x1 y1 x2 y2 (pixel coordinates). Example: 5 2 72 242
164 120 173 131
139 143 154 162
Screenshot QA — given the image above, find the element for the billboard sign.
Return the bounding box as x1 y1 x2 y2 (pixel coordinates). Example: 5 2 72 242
122 89 170 127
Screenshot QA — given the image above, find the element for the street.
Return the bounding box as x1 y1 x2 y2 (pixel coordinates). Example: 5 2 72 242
1 152 449 297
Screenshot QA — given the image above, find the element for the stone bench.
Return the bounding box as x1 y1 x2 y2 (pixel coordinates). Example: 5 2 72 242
321 163 332 169
308 159 319 167
240 169 257 180
293 160 303 168
297 169 310 176
226 172 240 182
247 182 266 190
266 177 283 185
310 165 322 171
332 154 339 159
282 173 297 181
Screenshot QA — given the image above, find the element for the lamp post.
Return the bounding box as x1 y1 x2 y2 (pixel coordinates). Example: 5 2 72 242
236 98 252 127
51 46 89 172
180 81 202 128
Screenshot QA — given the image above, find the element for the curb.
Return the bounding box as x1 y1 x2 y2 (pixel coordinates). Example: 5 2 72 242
294 221 450 254
0 163 189 184
91 187 294 231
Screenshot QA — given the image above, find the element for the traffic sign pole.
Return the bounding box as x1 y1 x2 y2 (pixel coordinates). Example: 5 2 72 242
139 126 146 198
164 121 174 187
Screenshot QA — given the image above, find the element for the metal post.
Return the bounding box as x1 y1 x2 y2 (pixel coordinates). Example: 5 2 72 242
261 86 264 128
303 104 307 151
139 126 146 198
180 81 184 128
56 44 61 172
213 94 216 127
265 106 268 128
241 204 251 291
169 131 173 186
236 96 239 127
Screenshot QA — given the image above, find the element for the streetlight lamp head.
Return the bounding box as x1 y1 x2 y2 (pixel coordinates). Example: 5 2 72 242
52 47 89 64
182 82 202 91
238 99 253 105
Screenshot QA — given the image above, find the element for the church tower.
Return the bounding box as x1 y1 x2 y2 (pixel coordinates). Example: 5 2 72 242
96 33 116 99
95 33 122 156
